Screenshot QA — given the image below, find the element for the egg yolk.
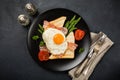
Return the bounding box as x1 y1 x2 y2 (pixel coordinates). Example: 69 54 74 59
53 33 64 44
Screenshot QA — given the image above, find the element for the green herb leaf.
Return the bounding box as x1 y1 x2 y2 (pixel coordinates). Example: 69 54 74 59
39 41 45 46
38 24 44 32
38 24 44 34
32 35 39 40
38 29 43 34
79 48 84 54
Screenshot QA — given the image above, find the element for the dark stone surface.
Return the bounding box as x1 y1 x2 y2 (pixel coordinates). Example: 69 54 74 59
0 0 120 80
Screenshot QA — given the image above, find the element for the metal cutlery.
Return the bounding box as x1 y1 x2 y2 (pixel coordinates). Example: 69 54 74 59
74 32 106 78
82 44 110 76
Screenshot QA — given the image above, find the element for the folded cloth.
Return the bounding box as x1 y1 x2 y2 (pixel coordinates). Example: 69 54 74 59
68 32 114 80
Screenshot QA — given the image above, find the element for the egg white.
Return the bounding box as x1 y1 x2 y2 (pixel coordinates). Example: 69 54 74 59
42 28 68 55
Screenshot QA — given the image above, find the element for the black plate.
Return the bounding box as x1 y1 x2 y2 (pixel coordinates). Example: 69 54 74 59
27 8 91 71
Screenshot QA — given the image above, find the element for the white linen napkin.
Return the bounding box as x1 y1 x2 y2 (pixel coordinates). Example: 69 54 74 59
68 32 114 80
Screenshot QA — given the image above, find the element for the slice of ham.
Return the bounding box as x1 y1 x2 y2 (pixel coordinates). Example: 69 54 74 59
43 20 68 35
68 42 78 51
57 27 68 35
43 20 56 30
39 46 49 52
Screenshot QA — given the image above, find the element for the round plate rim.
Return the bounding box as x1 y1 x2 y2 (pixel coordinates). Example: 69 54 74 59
27 8 91 71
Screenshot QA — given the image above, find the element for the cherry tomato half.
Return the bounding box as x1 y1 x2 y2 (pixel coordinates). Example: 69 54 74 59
38 50 49 61
75 29 85 40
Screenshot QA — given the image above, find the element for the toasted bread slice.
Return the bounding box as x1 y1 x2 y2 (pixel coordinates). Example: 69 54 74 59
49 49 74 59
63 32 75 58
50 16 66 28
66 32 75 43
49 32 75 59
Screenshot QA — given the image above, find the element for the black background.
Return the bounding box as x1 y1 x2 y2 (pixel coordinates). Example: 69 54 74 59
0 0 120 80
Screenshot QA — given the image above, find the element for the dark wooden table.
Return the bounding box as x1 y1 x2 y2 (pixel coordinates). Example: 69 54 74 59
0 0 120 80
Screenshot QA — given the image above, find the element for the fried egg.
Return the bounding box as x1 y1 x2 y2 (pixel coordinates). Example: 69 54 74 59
42 28 68 55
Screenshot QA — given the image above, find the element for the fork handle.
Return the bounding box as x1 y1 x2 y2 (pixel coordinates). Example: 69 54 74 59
82 52 97 75
74 49 94 78
74 58 89 78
